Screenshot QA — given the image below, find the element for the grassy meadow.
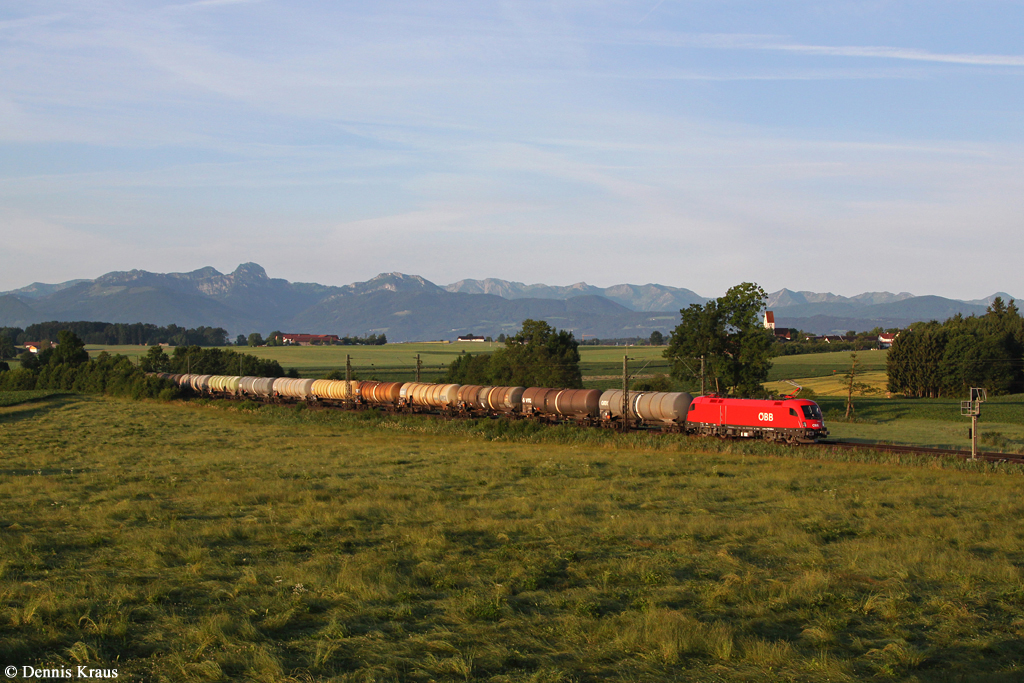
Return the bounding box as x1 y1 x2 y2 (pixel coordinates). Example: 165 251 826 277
2 393 1024 681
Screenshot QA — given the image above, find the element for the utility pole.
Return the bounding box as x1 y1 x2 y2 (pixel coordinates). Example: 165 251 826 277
415 353 422 382
622 355 630 432
346 354 352 383
700 355 705 396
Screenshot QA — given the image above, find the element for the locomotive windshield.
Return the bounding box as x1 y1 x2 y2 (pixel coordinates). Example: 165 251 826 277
801 404 823 421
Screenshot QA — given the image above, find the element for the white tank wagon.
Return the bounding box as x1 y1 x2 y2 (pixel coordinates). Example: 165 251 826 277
599 390 694 426
272 378 316 400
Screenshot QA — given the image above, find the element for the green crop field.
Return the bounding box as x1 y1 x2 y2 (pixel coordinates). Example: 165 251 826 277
84 344 672 385
85 343 505 382
83 345 881 390
2 393 1024 681
768 349 890 381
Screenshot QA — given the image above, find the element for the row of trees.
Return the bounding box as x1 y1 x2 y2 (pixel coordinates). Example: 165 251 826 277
2 321 229 348
886 298 1024 397
237 332 388 347
773 328 900 356
139 345 287 377
0 331 177 398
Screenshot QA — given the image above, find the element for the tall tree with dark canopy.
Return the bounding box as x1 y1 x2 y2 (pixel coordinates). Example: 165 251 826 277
664 282 775 397
444 319 583 388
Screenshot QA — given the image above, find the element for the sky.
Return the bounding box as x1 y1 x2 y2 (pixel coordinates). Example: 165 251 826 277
1 0 1023 299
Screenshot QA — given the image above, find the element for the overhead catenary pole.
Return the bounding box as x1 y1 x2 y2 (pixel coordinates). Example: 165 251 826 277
961 388 986 461
972 409 978 460
700 355 705 396
346 354 352 383
416 354 422 382
618 358 626 432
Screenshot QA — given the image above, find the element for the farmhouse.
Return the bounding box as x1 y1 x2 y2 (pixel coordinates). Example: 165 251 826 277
22 342 55 353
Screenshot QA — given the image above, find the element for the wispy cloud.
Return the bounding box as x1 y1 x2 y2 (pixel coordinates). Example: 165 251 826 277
166 0 266 10
664 33 1024 68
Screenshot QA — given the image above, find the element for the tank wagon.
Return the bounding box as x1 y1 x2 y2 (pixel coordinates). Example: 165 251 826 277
157 373 828 443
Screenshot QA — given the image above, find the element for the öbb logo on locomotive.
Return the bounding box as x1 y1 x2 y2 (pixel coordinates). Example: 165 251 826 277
155 374 829 444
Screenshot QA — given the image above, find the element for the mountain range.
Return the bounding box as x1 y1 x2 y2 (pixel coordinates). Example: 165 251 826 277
0 263 1015 341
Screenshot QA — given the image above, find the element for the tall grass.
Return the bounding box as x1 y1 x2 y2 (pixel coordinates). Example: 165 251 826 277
2 395 1023 681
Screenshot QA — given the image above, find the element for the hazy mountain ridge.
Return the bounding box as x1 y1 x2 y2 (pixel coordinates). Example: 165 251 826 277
4 280 90 300
0 265 1017 341
445 278 706 312
765 289 916 311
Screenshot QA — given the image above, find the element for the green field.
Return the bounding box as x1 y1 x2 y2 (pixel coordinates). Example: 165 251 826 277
766 351 891 398
2 393 1024 681
84 345 879 388
84 343 672 385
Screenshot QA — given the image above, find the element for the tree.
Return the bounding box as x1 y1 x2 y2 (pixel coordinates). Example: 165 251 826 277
266 331 284 347
842 352 876 419
664 282 775 397
649 330 664 346
49 331 90 367
19 349 41 371
443 319 582 388
140 345 172 373
0 336 15 360
235 335 247 346
247 333 264 347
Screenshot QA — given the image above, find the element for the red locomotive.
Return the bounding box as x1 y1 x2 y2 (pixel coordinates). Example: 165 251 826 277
685 395 828 443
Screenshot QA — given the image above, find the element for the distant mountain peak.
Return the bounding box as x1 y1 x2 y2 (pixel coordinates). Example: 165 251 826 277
230 262 268 280
338 272 442 296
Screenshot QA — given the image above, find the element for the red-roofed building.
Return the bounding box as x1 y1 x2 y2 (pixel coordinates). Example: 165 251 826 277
763 310 775 330
878 332 898 349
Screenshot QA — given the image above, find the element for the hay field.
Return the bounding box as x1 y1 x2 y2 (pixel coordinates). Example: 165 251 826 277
2 393 1024 681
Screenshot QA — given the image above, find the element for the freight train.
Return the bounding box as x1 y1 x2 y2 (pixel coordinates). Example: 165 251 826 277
156 373 829 444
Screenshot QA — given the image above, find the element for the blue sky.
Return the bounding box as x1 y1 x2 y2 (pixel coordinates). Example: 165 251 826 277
2 1 1022 298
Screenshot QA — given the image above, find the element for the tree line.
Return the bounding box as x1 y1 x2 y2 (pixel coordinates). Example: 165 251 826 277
139 345 287 377
0 321 229 349
0 330 176 398
0 330 289 395
886 298 1024 397
238 331 387 347
772 328 899 356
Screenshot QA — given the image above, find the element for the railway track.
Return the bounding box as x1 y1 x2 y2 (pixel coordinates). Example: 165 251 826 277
816 440 1024 465
186 386 1024 467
